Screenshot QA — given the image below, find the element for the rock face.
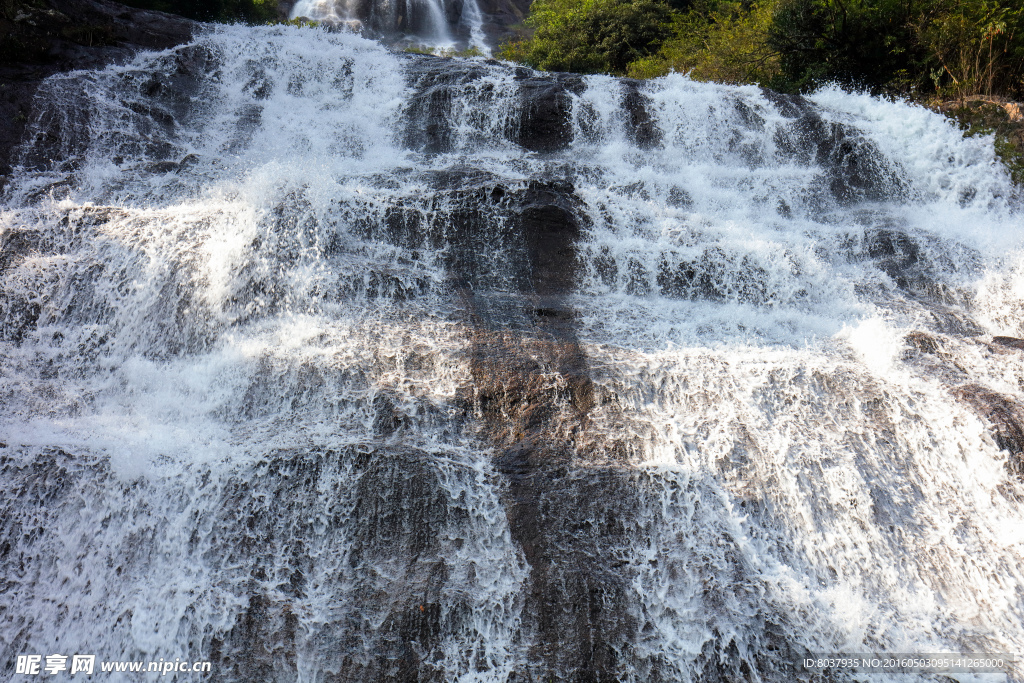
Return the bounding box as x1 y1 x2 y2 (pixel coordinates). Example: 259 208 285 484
903 332 1024 480
934 98 1024 186
994 335 1024 351
0 0 195 190
761 89 906 204
445 173 637 682
475 0 531 44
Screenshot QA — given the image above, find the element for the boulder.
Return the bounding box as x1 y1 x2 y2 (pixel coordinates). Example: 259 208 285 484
993 336 1024 351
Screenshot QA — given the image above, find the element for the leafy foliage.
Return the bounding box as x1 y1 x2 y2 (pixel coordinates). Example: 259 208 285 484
765 0 927 92
501 0 1024 99
498 0 674 75
920 0 1024 99
628 0 781 84
765 0 1024 97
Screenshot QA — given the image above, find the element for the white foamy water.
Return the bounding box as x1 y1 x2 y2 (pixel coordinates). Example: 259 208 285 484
1 23 1023 682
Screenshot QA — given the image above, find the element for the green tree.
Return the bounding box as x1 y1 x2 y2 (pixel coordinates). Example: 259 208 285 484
766 0 1024 97
766 0 927 92
628 0 782 84
500 0 675 75
921 0 1024 99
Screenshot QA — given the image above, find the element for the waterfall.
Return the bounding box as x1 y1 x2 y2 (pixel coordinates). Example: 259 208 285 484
1 23 1023 682
289 0 489 49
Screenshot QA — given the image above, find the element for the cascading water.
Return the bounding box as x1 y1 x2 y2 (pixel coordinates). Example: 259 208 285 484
290 0 487 52
1 22 1023 683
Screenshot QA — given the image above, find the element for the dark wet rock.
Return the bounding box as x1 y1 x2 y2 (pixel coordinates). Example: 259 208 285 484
364 169 587 307
667 186 692 208
403 58 497 154
653 248 775 305
769 93 905 204
953 384 1024 477
442 0 465 25
520 179 585 295
461 324 637 683
372 392 408 437
504 460 639 681
0 227 48 345
445 177 639 681
733 98 767 132
843 228 977 309
211 446 478 683
515 71 584 153
864 228 925 288
815 121 904 202
402 57 586 156
623 258 651 296
759 88 810 119
144 159 181 174
0 292 41 345
419 134 638 680
0 0 196 192
924 307 986 337
993 336 1024 351
476 0 532 45
141 153 200 175
0 228 44 275
622 80 661 150
898 330 973 390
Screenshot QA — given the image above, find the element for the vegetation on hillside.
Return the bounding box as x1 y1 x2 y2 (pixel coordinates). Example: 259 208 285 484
499 0 1024 101
114 0 279 24
498 0 675 74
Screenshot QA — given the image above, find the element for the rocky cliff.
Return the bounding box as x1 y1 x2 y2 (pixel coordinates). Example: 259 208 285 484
0 0 195 189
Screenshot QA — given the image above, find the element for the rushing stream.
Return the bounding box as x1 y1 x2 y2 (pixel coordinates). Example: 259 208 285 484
2 23 1024 682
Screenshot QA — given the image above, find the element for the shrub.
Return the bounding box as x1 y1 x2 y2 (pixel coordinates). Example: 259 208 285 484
921 0 1024 100
628 0 781 84
499 0 675 75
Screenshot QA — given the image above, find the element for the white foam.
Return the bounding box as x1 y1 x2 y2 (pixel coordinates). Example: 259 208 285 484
2 26 1024 682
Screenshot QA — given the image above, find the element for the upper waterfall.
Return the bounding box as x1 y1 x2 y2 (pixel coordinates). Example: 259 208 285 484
1 21 1023 683
290 0 487 50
